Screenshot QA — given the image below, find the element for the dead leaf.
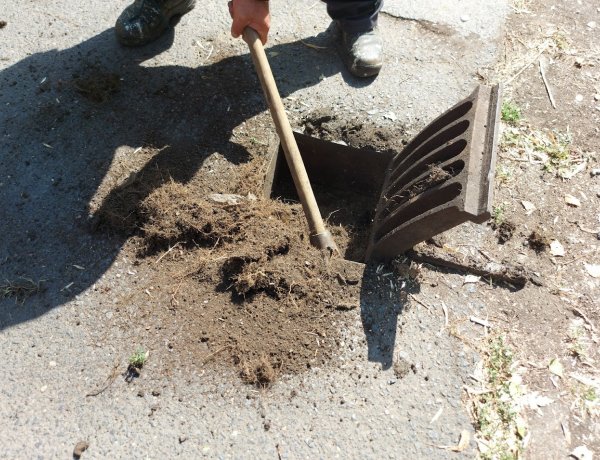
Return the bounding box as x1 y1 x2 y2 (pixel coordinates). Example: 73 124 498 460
516 416 527 439
521 200 536 215
550 240 565 257
452 430 470 452
565 194 582 207
571 445 593 460
584 263 600 278
570 373 600 389
549 358 564 378
520 392 554 409
439 430 471 452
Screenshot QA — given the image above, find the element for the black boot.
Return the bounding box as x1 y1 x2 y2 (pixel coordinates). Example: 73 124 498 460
115 0 196 47
339 27 383 78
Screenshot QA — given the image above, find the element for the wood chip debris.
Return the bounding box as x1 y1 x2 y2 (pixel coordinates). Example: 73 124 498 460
548 358 564 378
570 445 593 460
584 263 600 278
437 430 471 452
565 194 582 207
521 200 536 215
470 316 492 328
430 407 444 424
561 421 572 445
463 275 480 284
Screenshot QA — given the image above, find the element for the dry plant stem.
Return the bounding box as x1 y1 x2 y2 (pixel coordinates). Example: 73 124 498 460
408 246 530 287
409 293 432 311
505 41 550 85
539 59 557 109
201 346 232 365
570 307 597 333
86 361 121 397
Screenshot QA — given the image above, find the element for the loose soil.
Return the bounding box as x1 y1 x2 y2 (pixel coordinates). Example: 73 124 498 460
91 112 407 385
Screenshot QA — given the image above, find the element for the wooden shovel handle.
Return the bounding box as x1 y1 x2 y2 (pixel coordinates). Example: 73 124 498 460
242 27 337 252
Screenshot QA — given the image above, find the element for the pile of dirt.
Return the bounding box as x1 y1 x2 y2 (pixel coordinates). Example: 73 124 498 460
90 110 419 385
96 178 363 386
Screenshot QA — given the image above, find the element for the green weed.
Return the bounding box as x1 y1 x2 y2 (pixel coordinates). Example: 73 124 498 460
129 348 148 369
492 204 506 226
501 101 522 125
472 336 525 460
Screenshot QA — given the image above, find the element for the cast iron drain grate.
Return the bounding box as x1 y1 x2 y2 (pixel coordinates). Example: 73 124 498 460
265 84 501 262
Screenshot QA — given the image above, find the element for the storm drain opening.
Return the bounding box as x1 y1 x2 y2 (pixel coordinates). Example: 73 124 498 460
264 84 502 263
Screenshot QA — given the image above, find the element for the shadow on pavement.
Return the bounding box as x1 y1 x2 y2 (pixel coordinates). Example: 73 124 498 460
0 24 371 330
359 262 419 370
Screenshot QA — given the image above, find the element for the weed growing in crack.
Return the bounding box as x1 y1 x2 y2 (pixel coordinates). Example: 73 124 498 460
129 348 148 369
567 324 588 360
471 336 527 460
574 382 600 418
500 125 584 178
492 204 506 227
550 30 571 52
501 101 522 125
495 164 513 185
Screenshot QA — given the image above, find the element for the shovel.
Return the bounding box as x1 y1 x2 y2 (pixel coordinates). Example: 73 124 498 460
242 27 338 253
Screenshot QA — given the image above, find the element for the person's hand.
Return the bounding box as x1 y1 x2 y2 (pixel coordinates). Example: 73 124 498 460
229 0 270 44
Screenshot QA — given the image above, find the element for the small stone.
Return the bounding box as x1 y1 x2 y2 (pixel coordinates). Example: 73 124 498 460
550 240 565 257
460 15 470 22
49 361 57 367
179 436 188 444
565 194 581 207
575 94 584 103
590 169 600 176
586 21 597 29
73 441 89 458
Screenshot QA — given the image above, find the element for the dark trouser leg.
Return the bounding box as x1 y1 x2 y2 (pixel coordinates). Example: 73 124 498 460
324 0 383 33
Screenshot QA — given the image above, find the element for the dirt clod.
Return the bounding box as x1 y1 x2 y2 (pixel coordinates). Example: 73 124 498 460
494 220 516 244
0 21 7 29
73 441 89 458
240 355 279 387
393 357 414 379
303 110 407 151
528 230 551 252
